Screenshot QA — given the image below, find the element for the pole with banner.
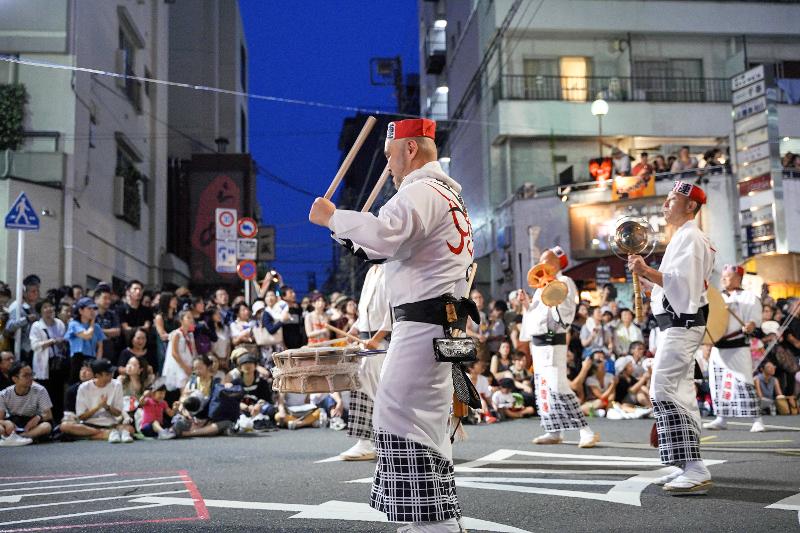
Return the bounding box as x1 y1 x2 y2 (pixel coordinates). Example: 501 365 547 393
5 192 41 360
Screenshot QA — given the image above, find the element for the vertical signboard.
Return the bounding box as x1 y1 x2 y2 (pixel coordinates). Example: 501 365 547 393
731 65 785 259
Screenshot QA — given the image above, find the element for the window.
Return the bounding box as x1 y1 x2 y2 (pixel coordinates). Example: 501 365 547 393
632 59 704 102
240 43 247 91
559 57 590 101
115 144 143 228
240 107 247 153
118 25 142 112
523 58 558 99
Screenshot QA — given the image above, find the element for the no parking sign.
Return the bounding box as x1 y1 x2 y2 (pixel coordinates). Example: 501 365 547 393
237 259 257 281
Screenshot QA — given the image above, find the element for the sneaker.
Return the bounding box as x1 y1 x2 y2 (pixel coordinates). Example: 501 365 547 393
703 418 727 430
750 419 766 433
172 416 191 437
329 417 347 431
606 407 624 420
120 430 134 443
287 420 299 430
157 429 176 440
0 433 33 447
532 433 563 445
108 429 121 443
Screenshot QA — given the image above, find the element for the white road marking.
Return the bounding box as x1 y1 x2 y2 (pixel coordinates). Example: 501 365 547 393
455 477 619 485
727 421 800 431
0 489 189 512
132 496 532 533
0 475 183 493
579 440 800 454
0 502 172 527
0 481 188 500
0 474 119 487
767 490 800 511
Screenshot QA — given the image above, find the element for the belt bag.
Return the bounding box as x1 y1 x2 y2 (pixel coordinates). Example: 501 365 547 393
433 337 477 364
531 333 567 346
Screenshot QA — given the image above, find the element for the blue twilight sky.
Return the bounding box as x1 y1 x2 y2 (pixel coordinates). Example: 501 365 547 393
239 1 419 295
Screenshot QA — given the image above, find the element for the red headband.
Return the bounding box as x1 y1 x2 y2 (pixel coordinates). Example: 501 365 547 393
723 264 745 277
387 118 436 141
551 246 568 270
673 181 707 205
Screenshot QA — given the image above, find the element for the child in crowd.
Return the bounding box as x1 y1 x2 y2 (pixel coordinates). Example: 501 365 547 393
492 378 535 419
139 380 177 440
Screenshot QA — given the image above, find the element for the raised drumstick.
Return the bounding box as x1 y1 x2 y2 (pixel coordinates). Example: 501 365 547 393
325 323 363 345
324 116 377 200
361 163 391 212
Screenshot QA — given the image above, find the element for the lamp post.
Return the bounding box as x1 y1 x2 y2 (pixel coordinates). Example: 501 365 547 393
590 98 608 159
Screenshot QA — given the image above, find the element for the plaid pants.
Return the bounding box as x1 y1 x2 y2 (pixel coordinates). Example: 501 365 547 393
534 373 588 432
711 359 759 418
347 390 374 440
652 399 701 465
370 430 461 523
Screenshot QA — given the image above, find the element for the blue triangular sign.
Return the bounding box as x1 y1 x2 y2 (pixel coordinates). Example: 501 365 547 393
5 192 40 230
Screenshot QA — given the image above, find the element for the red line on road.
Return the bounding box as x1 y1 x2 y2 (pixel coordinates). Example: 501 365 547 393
179 470 209 520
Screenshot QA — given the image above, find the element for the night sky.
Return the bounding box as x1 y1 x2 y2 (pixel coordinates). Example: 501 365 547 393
239 1 419 295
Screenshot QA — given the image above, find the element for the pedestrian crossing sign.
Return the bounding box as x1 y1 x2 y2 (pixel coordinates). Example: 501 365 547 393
4 192 39 230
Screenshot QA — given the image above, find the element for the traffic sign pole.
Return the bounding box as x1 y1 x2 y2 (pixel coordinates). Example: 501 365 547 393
13 231 24 360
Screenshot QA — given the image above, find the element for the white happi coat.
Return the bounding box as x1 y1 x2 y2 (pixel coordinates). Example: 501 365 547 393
329 161 473 459
520 273 578 392
354 264 391 400
711 288 761 384
649 219 715 410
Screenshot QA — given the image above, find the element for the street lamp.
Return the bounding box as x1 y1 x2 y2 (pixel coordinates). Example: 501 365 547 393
590 98 608 159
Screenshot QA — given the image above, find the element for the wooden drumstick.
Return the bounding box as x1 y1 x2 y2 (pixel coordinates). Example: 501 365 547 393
325 323 363 345
725 305 746 327
361 163 391 212
324 116 377 200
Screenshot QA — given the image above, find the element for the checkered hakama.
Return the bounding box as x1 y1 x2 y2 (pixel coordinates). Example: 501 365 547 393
711 361 759 418
652 399 701 466
370 430 461 523
534 373 588 432
347 390 374 440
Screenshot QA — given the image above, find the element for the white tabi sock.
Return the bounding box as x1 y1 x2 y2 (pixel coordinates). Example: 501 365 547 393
404 518 462 532
683 460 710 480
543 431 563 439
579 427 595 439
713 416 725 425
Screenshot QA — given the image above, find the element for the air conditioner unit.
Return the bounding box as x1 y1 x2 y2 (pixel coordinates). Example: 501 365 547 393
113 175 126 217
115 50 127 89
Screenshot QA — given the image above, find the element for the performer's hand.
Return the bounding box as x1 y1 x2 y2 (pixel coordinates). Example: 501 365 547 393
638 276 654 292
627 255 647 276
309 197 336 228
743 321 756 335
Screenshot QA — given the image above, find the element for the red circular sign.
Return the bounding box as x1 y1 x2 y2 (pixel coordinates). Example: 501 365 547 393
237 260 257 281
218 210 235 227
238 217 258 238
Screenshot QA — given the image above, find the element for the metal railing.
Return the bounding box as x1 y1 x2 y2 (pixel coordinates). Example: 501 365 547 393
492 75 731 104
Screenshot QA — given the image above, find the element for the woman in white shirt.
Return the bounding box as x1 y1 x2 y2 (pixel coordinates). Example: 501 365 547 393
29 300 67 420
613 308 644 356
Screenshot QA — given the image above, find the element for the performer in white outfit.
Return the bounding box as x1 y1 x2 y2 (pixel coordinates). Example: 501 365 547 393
704 264 764 433
310 118 472 532
628 180 715 495
521 247 599 448
338 264 392 461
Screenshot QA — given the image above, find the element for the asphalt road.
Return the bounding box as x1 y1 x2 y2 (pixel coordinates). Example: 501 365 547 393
2 416 799 532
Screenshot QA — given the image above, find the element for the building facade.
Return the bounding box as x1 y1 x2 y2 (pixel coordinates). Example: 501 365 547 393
418 0 800 301
0 0 170 292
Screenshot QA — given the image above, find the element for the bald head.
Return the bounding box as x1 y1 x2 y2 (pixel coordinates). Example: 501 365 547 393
386 136 438 189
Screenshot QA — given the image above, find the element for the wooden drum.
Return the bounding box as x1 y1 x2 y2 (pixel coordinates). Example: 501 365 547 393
271 345 363 394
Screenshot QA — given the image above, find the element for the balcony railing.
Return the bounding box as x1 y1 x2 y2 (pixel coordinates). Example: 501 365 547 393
492 75 732 104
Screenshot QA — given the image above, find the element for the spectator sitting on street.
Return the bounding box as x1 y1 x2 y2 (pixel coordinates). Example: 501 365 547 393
581 361 616 417
138 380 177 439
116 355 152 416
613 308 644 357
0 362 53 446
491 378 534 419
62 360 94 424
0 351 14 390
509 351 533 395
65 297 106 385
172 354 237 438
755 361 784 415
580 307 607 357
607 355 652 420
569 355 594 403
486 301 508 355
60 358 134 443
228 350 275 430
629 341 647 378
489 340 513 381
591 349 616 376
466 360 497 424
275 392 322 429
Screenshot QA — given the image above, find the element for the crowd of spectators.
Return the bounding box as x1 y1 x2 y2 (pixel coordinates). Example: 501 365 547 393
606 145 730 181
0 272 798 447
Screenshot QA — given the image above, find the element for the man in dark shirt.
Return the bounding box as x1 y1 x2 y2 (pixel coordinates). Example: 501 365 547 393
120 280 153 345
279 286 306 349
63 360 94 415
94 288 121 365
0 351 14 390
